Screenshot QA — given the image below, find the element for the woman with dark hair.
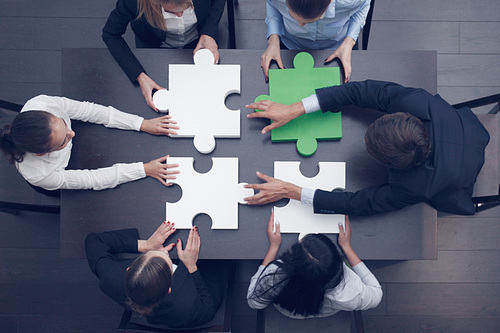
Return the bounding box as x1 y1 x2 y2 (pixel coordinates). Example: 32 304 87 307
247 212 382 318
85 222 228 327
103 0 226 110
0 95 179 191
261 0 371 82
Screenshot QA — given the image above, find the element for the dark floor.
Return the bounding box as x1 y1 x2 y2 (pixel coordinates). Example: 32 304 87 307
1 0 499 332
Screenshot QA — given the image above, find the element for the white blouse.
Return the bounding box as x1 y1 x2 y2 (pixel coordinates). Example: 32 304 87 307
16 95 146 191
162 5 198 48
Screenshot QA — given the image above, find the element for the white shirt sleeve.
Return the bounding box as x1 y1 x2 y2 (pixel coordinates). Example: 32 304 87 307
29 162 146 191
300 188 316 206
350 262 383 310
56 96 144 131
301 94 321 113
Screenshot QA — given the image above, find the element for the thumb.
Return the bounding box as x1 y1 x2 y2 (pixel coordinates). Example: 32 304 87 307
324 51 338 64
156 155 168 163
176 238 183 251
164 243 176 252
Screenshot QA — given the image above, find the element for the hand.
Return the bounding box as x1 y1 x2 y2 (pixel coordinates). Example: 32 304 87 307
144 155 180 186
244 171 302 205
139 221 177 253
140 115 180 136
246 100 305 134
267 210 281 250
177 226 200 273
338 215 352 250
137 72 164 111
194 35 219 63
261 34 284 81
324 37 356 83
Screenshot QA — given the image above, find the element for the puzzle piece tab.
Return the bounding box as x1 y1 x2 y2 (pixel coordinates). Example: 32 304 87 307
153 49 241 154
274 161 345 240
255 52 342 156
166 157 254 229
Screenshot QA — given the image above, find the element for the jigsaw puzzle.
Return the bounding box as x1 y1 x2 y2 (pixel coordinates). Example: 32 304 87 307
153 49 241 154
254 52 342 157
165 157 254 229
274 161 345 240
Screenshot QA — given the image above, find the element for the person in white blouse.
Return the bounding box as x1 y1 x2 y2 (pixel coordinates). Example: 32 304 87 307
0 95 180 192
247 211 382 318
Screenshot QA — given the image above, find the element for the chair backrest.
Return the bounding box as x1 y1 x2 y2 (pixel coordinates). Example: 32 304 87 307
258 305 357 333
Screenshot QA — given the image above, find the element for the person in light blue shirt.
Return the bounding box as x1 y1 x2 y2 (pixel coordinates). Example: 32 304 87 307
261 0 370 83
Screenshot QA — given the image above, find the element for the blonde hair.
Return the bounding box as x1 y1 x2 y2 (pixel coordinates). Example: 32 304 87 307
137 0 191 31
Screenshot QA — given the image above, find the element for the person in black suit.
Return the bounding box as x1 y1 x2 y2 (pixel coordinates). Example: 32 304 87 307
85 222 228 328
103 0 226 110
244 80 490 216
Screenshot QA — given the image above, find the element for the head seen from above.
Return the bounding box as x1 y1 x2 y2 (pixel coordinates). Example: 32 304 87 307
0 110 75 164
286 0 331 26
365 112 431 170
125 250 174 315
271 234 344 316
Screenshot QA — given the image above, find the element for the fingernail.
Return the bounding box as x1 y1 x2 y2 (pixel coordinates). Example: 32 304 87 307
177 239 180 242
166 221 170 224
172 228 175 231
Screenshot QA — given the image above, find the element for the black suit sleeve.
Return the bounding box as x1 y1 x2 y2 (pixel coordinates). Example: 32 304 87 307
102 0 145 83
85 228 139 279
314 183 427 216
185 265 219 325
316 80 426 115
197 0 226 39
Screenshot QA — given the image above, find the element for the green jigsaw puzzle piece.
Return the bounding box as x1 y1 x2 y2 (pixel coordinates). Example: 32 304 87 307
255 52 342 156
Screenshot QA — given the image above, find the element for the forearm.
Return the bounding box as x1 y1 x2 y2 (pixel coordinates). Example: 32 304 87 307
345 0 371 41
265 0 284 38
262 245 279 266
341 245 361 267
198 0 226 38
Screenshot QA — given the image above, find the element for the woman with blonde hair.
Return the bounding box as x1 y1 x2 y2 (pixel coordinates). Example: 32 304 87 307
103 0 226 110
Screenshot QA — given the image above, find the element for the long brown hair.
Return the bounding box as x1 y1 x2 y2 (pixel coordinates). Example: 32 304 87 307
137 0 192 31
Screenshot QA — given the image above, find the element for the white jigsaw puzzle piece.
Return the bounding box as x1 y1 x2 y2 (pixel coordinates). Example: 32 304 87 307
153 49 241 154
166 157 254 229
274 161 346 240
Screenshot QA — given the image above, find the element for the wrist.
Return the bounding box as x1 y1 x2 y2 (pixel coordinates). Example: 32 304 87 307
286 183 302 201
268 34 280 45
137 240 149 252
186 264 198 274
343 36 356 47
291 101 306 118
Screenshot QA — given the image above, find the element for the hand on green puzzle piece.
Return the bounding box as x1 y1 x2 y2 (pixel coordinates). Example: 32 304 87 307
246 99 306 134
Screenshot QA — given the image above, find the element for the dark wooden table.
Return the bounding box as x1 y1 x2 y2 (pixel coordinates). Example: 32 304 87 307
61 48 437 260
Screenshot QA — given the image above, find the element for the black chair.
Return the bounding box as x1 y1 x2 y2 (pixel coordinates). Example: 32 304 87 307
452 93 500 212
0 99 60 215
226 0 236 49
257 306 364 333
118 262 235 332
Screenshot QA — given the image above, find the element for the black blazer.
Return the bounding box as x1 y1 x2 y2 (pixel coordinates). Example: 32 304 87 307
85 228 221 328
312 80 489 216
102 0 226 83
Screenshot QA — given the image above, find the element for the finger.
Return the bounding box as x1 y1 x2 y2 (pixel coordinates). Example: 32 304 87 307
276 56 285 70
147 98 159 112
345 215 351 229
261 123 278 134
267 210 274 232
342 60 352 83
156 155 168 163
275 220 281 233
261 60 270 81
246 111 271 120
176 238 183 252
256 171 274 182
213 50 220 64
324 52 338 64
165 163 179 169
164 243 176 252
338 222 345 235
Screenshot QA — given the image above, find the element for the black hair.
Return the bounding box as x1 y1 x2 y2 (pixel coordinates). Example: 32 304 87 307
365 112 431 170
286 0 331 20
125 253 173 316
252 234 344 316
0 111 53 164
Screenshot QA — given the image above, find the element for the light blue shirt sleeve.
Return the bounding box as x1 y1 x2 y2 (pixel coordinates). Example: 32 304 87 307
301 188 316 206
266 0 284 38
301 94 321 113
345 0 371 41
